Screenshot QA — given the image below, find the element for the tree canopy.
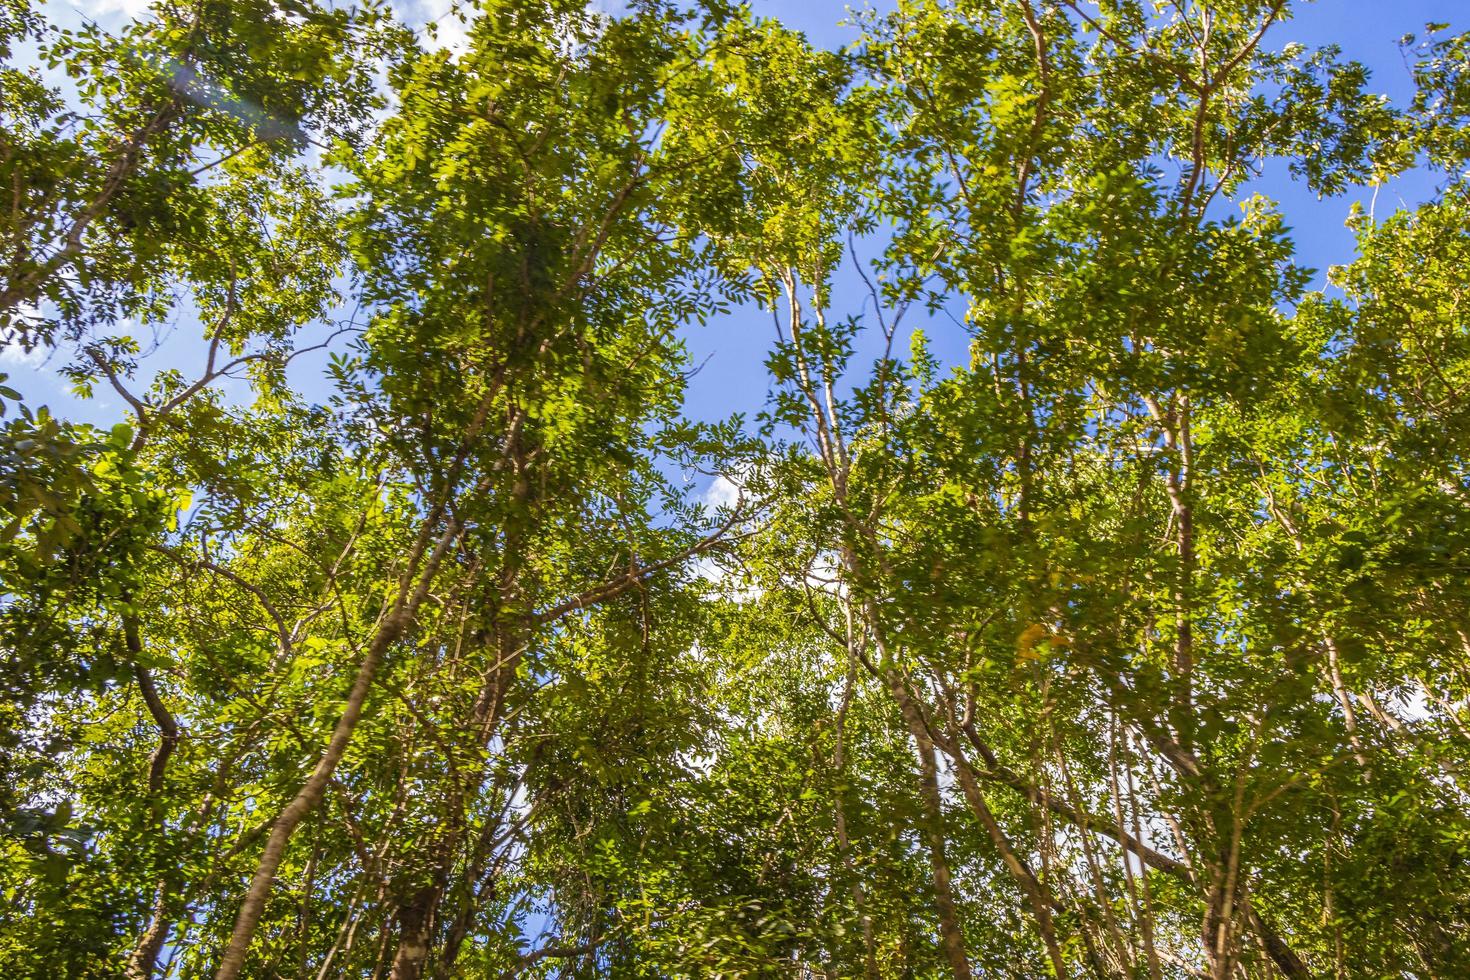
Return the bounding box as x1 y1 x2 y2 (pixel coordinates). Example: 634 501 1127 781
4 0 1470 977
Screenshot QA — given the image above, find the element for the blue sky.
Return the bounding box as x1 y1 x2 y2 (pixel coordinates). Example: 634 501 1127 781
7 0 1468 452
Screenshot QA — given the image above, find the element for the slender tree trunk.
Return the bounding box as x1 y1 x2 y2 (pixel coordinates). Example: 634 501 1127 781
1144 394 1196 748
1204 780 1248 980
1247 907 1311 979
945 709 1317 978
943 726 1067 976
0 105 177 319
214 522 459 980
1202 861 1238 980
888 674 972 980
833 661 878 980
122 611 181 980
391 593 526 975
1325 637 1370 769
125 884 173 980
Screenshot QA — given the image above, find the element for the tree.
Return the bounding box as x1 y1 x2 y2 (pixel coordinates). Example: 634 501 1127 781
3 1 1469 977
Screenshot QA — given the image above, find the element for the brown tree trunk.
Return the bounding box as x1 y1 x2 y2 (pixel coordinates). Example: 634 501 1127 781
123 611 181 980
393 612 524 976
214 522 459 980
946 737 1068 977
0 105 177 319
833 663 878 980
389 886 442 980
124 884 173 980
1143 394 1196 749
888 673 972 980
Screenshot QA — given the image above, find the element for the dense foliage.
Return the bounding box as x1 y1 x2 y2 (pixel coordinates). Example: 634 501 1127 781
4 0 1470 976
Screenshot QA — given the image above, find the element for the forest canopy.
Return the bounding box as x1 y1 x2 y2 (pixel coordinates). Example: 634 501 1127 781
4 0 1470 976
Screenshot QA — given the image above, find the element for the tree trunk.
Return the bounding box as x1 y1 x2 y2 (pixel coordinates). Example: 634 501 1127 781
122 612 181 980
888 673 972 980
389 886 441 980
214 522 459 980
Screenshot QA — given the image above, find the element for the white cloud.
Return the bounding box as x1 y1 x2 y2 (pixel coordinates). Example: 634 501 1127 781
0 328 47 368
394 0 473 58
692 474 742 585
935 750 957 797
1399 687 1431 722
424 9 472 57
803 550 846 597
0 345 45 368
703 472 742 510
71 0 155 20
691 554 728 585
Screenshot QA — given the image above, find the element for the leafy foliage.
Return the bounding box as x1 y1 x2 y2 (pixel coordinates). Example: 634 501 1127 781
3 1 1470 977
